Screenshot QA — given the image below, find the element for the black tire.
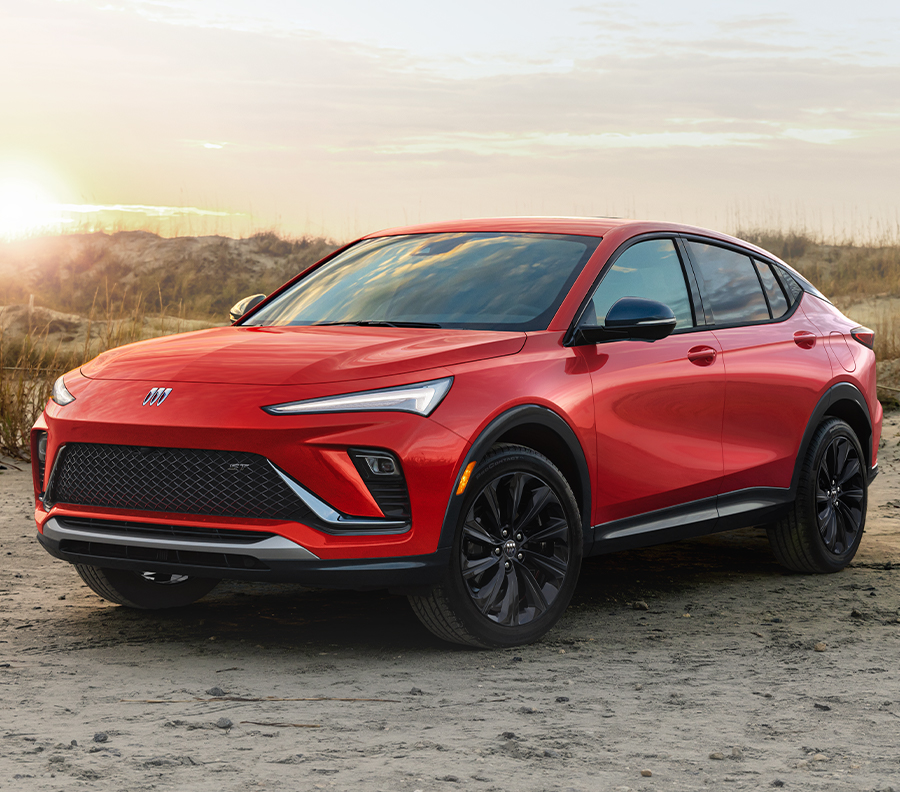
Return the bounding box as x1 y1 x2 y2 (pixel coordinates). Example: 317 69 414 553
75 565 219 609
767 418 867 573
409 445 583 648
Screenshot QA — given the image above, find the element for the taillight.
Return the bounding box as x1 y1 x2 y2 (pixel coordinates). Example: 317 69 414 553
850 326 874 349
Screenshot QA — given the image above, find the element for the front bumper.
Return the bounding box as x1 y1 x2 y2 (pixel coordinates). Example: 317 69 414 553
34 374 472 562
37 516 450 590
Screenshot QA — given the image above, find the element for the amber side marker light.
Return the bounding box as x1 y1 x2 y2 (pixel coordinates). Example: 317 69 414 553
851 326 875 349
456 461 477 495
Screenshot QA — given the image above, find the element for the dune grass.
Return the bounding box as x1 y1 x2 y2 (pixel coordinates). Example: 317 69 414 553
4 227 900 458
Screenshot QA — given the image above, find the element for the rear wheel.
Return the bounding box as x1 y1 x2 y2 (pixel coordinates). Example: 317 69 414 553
75 565 219 609
767 418 867 573
409 445 583 647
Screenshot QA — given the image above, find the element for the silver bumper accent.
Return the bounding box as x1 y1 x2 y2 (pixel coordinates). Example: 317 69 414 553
42 517 320 561
268 462 409 533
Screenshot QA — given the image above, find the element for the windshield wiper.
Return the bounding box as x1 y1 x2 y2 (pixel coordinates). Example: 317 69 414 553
310 320 442 328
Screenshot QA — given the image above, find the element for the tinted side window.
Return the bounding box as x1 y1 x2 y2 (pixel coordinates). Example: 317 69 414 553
687 242 769 325
587 239 693 329
754 260 789 318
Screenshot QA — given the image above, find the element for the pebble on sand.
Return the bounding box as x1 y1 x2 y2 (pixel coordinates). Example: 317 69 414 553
92 733 108 743
633 600 649 610
206 687 227 697
640 769 653 777
814 641 827 651
709 752 725 760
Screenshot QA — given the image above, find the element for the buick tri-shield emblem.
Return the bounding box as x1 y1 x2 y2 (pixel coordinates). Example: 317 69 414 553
142 387 172 406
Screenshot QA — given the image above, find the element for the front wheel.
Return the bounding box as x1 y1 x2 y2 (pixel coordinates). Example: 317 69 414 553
75 565 219 609
766 418 867 573
409 445 583 647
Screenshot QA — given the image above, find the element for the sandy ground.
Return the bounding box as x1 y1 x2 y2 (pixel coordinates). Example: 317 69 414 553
2 424 900 791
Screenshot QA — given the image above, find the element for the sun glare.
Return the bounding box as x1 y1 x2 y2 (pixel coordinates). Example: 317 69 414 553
0 178 64 239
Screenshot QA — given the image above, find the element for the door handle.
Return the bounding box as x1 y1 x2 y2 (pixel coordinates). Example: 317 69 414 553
793 331 817 349
687 346 717 366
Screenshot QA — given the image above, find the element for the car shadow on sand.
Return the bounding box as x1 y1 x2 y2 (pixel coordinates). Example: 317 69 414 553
49 527 793 654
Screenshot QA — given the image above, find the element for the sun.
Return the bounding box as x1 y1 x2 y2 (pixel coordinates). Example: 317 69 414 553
0 178 63 239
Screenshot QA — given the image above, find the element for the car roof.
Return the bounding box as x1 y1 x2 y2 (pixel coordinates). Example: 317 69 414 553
363 216 763 251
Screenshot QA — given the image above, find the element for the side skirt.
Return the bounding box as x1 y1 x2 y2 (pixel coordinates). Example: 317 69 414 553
588 487 793 555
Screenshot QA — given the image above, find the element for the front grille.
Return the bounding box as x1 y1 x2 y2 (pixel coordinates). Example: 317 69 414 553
57 516 276 545
48 444 313 521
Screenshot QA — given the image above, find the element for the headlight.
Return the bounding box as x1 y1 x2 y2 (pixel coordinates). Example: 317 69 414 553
262 377 453 416
51 375 76 406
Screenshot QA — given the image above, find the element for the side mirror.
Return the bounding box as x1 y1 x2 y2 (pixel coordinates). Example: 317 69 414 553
229 293 266 323
573 297 677 345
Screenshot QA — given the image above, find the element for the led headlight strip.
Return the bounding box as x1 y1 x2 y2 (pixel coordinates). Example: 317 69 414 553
262 377 453 416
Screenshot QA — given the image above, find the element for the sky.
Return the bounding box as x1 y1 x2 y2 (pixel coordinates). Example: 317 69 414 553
1 0 899 242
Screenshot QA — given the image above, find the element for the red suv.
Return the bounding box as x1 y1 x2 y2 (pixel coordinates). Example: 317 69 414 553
31 218 881 647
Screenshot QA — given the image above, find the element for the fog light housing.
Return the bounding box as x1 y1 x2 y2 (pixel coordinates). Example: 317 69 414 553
348 449 410 520
361 453 399 477
32 430 48 494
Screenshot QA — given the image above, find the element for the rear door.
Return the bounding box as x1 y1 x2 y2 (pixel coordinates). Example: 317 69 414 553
683 239 833 495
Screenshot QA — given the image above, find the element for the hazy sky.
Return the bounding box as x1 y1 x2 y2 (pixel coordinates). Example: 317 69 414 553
1 0 899 241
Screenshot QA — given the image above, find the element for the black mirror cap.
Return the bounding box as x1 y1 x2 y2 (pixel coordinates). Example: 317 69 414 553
572 297 677 345
229 293 267 323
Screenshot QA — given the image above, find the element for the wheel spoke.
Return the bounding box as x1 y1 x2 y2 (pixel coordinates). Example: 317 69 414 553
508 473 527 522
513 484 553 534
462 554 500 580
497 568 520 626
526 551 568 581
471 566 506 614
834 438 850 477
523 516 569 545
820 505 838 549
517 564 549 615
835 499 861 533
838 457 861 486
463 518 500 547
480 480 504 532
841 486 864 503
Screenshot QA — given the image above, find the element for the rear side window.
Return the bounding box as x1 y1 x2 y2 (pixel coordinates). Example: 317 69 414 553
687 242 769 326
754 260 790 318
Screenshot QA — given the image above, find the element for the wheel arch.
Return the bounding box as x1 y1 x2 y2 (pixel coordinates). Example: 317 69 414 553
437 405 592 551
791 382 873 494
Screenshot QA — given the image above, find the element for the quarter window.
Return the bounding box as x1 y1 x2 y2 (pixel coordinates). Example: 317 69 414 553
754 260 790 319
687 242 769 326
586 239 694 329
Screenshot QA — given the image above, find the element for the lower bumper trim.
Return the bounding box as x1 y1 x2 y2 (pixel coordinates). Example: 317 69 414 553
37 529 450 590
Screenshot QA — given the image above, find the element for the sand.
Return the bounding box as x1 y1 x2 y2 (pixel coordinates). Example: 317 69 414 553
1 418 900 790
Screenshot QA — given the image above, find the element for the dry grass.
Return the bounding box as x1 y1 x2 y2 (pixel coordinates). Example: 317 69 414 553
4 227 900 457
0 295 203 457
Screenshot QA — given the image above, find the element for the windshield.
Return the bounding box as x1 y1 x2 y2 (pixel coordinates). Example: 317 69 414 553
242 232 600 331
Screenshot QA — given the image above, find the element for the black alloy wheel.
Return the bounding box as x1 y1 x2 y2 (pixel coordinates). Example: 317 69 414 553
815 434 865 555
766 418 868 573
408 444 583 647
460 470 570 626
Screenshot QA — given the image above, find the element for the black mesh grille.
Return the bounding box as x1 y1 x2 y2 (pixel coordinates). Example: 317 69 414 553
48 444 313 521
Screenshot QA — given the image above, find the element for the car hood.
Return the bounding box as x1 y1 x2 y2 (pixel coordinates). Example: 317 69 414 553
80 325 527 385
